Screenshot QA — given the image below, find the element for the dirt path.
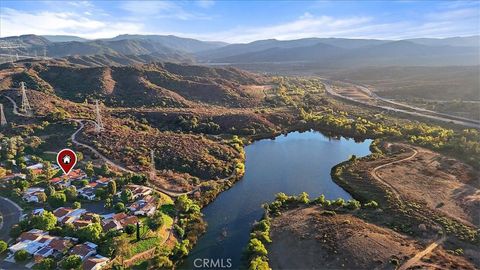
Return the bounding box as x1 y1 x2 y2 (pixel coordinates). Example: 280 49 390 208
3 92 236 197
369 145 447 269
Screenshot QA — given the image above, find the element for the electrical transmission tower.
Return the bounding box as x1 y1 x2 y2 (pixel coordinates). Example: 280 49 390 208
150 149 156 181
20 82 32 116
43 47 47 60
94 100 104 133
0 104 7 126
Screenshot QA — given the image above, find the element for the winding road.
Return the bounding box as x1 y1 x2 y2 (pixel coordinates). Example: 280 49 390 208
2 92 236 198
324 83 480 129
369 145 446 270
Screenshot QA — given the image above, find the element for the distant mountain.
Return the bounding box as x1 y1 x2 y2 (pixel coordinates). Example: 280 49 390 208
406 36 480 47
214 42 346 63
107 34 227 53
200 38 479 67
42 35 89 43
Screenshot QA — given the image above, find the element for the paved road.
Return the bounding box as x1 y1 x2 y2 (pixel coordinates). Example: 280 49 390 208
324 83 480 129
0 196 22 242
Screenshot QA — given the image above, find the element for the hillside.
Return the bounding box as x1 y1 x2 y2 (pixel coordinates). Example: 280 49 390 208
0 60 264 108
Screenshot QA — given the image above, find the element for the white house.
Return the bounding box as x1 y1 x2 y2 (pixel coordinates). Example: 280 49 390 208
22 187 45 203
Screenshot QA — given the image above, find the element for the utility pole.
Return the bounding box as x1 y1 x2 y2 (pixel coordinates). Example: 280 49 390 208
150 149 156 181
0 104 7 126
94 100 104 133
20 82 32 116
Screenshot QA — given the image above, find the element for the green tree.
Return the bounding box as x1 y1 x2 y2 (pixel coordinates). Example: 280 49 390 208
65 186 77 202
45 185 55 197
114 202 125 213
33 258 56 270
124 224 135 235
73 201 81 209
31 211 57 231
100 164 110 176
76 223 102 243
43 161 55 180
14 250 29 262
296 192 309 204
120 189 133 203
48 193 66 208
249 256 270 270
107 181 116 196
247 238 268 257
0 240 7 254
36 192 47 203
85 161 94 177
61 255 82 270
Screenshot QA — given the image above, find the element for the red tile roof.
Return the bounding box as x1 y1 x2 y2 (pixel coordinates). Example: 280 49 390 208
53 207 72 218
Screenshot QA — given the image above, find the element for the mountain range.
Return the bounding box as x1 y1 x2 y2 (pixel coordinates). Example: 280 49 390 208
0 34 478 68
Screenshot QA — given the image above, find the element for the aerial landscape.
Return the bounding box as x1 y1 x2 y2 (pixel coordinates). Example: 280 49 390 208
0 1 478 270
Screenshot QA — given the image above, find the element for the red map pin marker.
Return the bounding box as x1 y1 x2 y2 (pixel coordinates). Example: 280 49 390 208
56 149 77 175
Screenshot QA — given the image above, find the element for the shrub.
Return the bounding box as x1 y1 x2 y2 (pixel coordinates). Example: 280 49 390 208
61 255 81 269
114 202 126 213
0 240 7 254
321 210 336 216
73 202 81 209
48 193 66 208
14 250 30 262
124 224 135 235
345 200 361 210
33 258 56 270
246 238 268 257
364 200 379 209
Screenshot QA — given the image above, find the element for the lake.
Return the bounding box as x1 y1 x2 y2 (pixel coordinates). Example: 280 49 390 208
181 130 372 269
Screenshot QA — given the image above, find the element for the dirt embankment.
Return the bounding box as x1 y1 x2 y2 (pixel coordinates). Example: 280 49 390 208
268 206 476 270
373 144 479 227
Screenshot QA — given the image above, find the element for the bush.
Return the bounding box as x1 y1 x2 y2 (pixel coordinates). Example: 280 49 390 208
73 202 81 209
0 240 7 254
321 210 336 216
114 202 126 213
125 224 135 235
174 224 185 238
246 238 268 257
61 255 81 269
48 193 66 208
33 258 56 270
364 200 379 209
14 250 30 262
345 200 361 210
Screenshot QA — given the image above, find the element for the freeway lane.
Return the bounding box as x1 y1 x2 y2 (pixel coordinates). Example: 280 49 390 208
324 83 480 129
0 196 22 242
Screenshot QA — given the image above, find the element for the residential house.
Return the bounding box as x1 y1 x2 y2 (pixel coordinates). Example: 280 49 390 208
33 237 75 262
82 255 110 270
101 213 138 231
53 207 87 224
26 163 44 170
8 229 77 262
128 195 157 216
70 242 97 261
78 182 99 200
22 187 45 203
125 184 153 200
95 177 112 187
50 169 88 189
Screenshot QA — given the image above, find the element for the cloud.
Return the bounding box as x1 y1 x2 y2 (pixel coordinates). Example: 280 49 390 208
196 0 215 8
0 7 144 39
119 1 211 20
185 14 373 42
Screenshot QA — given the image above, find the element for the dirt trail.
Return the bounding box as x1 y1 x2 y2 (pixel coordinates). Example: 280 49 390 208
369 145 447 269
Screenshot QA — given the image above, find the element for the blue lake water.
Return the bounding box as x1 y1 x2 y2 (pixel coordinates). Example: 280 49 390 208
181 130 372 269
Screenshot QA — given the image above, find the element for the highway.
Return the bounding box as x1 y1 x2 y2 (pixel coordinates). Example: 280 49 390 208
324 82 480 129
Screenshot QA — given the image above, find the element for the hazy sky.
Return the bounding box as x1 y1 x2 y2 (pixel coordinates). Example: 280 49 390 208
1 1 479 42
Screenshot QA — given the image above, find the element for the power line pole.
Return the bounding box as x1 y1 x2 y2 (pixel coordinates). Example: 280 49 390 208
94 100 104 133
150 149 156 181
0 104 7 126
20 82 32 116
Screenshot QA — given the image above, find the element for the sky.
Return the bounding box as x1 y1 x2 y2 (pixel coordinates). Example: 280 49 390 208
0 1 479 43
